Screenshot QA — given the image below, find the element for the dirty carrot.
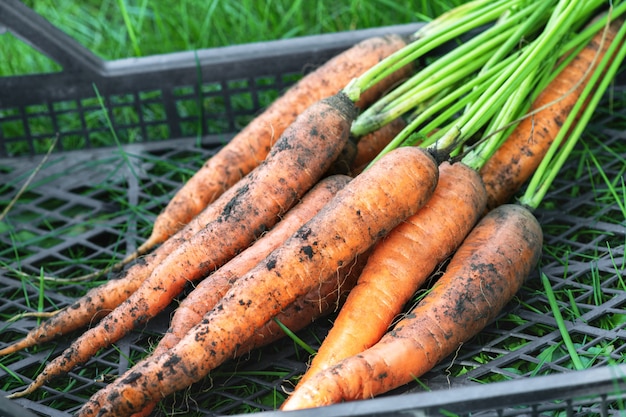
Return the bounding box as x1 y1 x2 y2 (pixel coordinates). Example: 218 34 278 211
280 23 626 401
131 251 367 417
237 251 370 355
127 174 350 417
0 130 286 356
479 17 621 211
281 203 543 410
76 145 439 417
136 34 413 256
292 160 487 388
7 92 357 399
134 251 369 417
152 174 350 359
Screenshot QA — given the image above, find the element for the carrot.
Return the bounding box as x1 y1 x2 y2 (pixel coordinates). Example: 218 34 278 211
130 253 368 417
132 251 369 417
7 92 357 399
281 203 543 410
136 34 413 257
479 20 620 211
0 35 414 290
237 250 371 356
126 175 351 417
350 117 407 175
292 160 487 389
151 174 351 359
76 145 439 417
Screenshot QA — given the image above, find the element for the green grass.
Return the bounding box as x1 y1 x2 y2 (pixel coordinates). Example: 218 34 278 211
0 0 466 157
1 0 464 76
1 1 626 416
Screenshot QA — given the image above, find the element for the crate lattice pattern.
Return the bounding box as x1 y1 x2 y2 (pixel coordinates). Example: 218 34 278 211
0 71 299 158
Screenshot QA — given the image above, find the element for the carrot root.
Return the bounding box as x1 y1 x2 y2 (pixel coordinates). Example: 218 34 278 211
153 174 351 358
145 34 412 249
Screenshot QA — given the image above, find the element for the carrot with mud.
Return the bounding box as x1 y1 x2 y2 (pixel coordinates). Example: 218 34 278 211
29 34 412 284
0 112 339 356
7 92 357 399
281 203 543 410
131 251 368 417
290 14 625 387
151 174 350 359
281 14 626 410
76 145 439 417
237 251 370 355
134 34 413 257
292 160 486 388
126 174 350 417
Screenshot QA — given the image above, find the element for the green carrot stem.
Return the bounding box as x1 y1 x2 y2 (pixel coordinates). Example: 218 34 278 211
410 0 495 40
478 0 554 78
461 68 539 171
430 0 585 153
411 57 514 145
520 19 626 209
351 2 547 137
364 54 517 168
350 27 514 137
467 7 625 171
342 0 530 102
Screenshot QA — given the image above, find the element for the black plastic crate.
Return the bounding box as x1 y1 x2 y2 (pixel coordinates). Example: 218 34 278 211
1 1 626 416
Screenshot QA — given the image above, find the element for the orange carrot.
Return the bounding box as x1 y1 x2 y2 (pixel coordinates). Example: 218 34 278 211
0 37 414 350
479 21 619 211
7 92 357 399
76 145 439 417
152 174 350 359
238 250 371 355
127 174 351 417
281 203 543 410
131 251 370 417
138 34 413 256
351 117 407 175
131 245 367 417
292 160 486 388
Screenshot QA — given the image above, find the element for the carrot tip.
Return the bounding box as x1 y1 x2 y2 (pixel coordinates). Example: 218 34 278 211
135 237 159 258
0 334 36 357
6 384 36 399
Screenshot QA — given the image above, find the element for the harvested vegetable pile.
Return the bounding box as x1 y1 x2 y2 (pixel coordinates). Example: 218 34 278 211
1 0 625 416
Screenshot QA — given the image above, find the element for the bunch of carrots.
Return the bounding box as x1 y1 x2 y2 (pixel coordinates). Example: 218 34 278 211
1 0 625 415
